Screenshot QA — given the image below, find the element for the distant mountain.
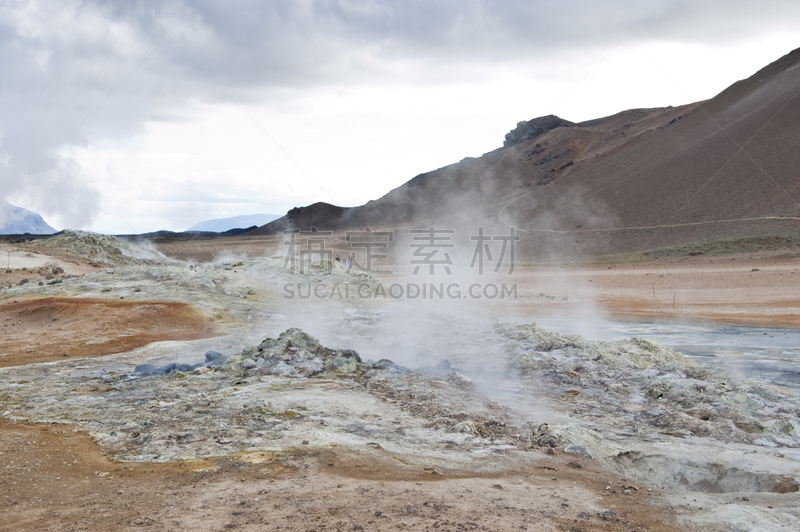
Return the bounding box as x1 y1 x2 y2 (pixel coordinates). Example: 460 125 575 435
187 214 281 233
0 202 57 235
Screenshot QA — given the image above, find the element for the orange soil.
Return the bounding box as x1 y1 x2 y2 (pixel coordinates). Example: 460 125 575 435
0 297 217 368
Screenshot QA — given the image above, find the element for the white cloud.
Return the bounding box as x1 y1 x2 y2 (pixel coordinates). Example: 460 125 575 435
1 0 799 233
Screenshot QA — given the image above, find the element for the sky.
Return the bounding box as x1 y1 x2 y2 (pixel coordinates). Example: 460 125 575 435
0 0 798 234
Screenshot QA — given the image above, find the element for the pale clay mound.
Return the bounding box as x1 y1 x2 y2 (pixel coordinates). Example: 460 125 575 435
0 328 520 465
496 323 800 500
3 324 798 492
501 323 800 449
30 230 169 266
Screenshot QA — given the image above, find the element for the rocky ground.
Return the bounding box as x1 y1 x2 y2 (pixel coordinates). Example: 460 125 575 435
1 231 798 531
4 418 686 532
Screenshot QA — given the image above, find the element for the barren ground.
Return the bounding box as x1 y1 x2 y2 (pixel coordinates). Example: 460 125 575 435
2 236 799 531
512 250 800 327
1 419 688 532
152 236 800 327
0 242 97 288
0 297 217 368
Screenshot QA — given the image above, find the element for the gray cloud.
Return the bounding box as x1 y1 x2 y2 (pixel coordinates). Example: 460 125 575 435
161 1 800 88
1 0 798 230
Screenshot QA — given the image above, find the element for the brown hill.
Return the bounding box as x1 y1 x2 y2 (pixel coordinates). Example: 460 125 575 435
249 48 800 259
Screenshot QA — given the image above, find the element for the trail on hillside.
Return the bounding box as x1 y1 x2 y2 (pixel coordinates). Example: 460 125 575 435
499 191 800 233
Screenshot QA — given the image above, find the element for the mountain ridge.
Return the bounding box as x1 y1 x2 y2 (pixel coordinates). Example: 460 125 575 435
247 47 800 257
0 202 57 235
187 213 281 233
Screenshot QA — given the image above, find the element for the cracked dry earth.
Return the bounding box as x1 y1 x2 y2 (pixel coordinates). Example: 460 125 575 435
1 232 799 531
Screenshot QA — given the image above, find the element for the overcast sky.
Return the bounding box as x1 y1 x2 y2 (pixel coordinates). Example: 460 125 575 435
1 0 798 234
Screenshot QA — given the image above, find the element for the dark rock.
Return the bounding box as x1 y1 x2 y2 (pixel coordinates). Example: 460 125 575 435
135 362 199 375
203 351 227 367
503 115 578 148
134 364 158 375
564 445 592 458
159 363 197 374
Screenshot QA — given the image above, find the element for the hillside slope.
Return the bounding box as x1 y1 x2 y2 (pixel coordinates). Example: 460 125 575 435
249 48 800 257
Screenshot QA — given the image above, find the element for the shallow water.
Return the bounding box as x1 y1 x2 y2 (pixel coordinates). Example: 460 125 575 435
535 318 800 394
